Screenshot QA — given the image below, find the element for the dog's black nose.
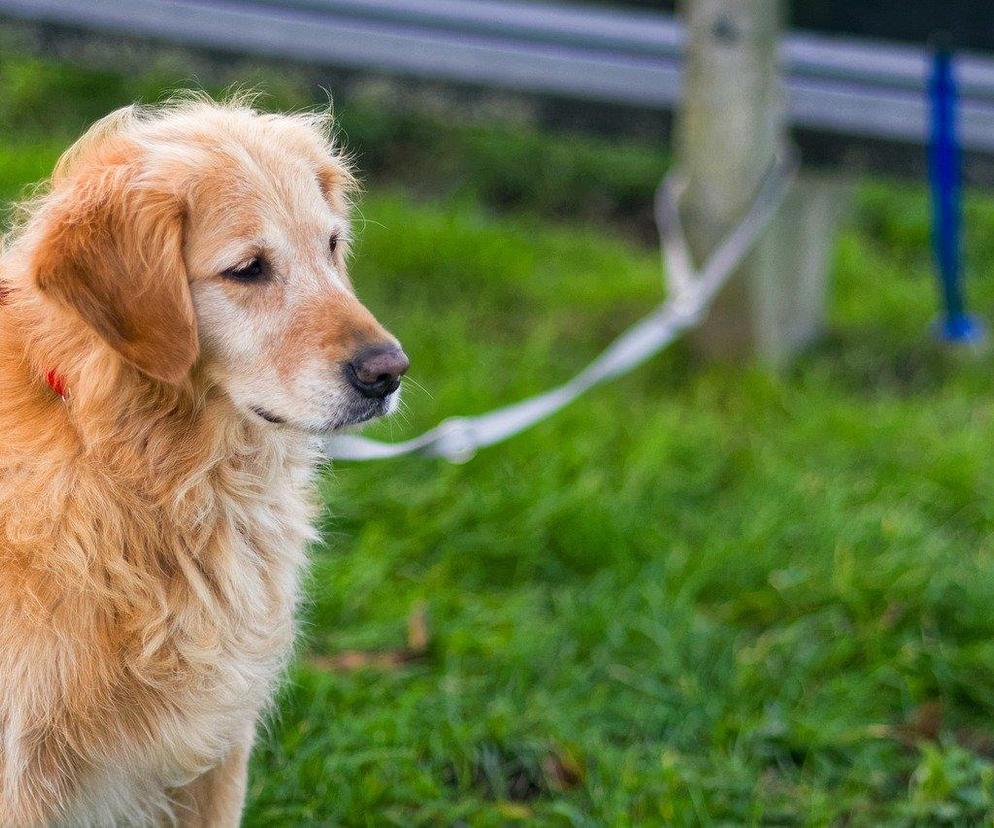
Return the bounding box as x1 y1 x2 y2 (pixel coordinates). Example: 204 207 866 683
346 344 410 399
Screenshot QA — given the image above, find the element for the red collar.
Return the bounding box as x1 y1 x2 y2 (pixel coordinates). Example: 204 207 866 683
0 284 66 400
45 368 67 400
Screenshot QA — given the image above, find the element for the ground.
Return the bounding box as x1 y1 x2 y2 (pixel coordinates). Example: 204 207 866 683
3 45 994 826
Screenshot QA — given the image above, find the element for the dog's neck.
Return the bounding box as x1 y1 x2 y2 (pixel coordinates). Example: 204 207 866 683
0 277 319 495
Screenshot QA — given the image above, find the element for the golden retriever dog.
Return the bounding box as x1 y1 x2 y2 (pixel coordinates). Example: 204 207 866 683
0 95 408 826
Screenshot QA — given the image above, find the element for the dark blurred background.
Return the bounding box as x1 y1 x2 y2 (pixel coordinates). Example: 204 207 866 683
612 0 992 51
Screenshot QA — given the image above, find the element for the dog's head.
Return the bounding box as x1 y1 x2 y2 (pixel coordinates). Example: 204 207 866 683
27 97 406 433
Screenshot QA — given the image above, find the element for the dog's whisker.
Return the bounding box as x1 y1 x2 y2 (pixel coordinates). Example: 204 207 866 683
392 406 412 431
349 204 387 233
402 375 434 400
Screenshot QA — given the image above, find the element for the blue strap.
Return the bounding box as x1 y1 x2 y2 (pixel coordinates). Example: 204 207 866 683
929 46 984 343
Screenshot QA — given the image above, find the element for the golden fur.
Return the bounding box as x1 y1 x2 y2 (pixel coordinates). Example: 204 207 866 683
0 96 401 825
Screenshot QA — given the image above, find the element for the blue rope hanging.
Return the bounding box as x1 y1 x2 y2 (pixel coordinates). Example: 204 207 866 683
928 43 985 344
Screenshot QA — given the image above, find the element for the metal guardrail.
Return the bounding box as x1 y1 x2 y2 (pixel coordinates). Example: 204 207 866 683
2 0 994 152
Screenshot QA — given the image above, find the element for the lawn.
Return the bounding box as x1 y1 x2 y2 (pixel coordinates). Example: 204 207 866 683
4 46 994 826
252 185 994 826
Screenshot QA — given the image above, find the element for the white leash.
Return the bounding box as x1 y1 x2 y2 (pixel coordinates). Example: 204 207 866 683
325 151 798 463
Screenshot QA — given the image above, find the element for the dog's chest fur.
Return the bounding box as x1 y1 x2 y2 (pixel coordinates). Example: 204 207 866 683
0 419 321 824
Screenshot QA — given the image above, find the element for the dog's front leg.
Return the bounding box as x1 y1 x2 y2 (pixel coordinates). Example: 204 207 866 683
172 723 255 828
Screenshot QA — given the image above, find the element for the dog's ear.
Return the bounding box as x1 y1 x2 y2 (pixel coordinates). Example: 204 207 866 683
316 155 357 215
33 161 198 384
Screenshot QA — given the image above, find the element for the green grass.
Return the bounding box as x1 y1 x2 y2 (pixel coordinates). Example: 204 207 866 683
6 47 994 826
239 183 994 825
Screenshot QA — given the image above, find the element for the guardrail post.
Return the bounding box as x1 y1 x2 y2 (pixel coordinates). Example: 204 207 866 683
678 0 834 365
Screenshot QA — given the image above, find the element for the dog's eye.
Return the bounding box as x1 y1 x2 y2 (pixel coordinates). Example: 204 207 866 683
223 257 267 282
329 234 339 255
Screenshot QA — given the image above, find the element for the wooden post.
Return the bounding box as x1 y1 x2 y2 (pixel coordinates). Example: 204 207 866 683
678 0 835 366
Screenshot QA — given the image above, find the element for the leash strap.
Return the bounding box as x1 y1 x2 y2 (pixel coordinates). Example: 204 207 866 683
325 151 798 463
